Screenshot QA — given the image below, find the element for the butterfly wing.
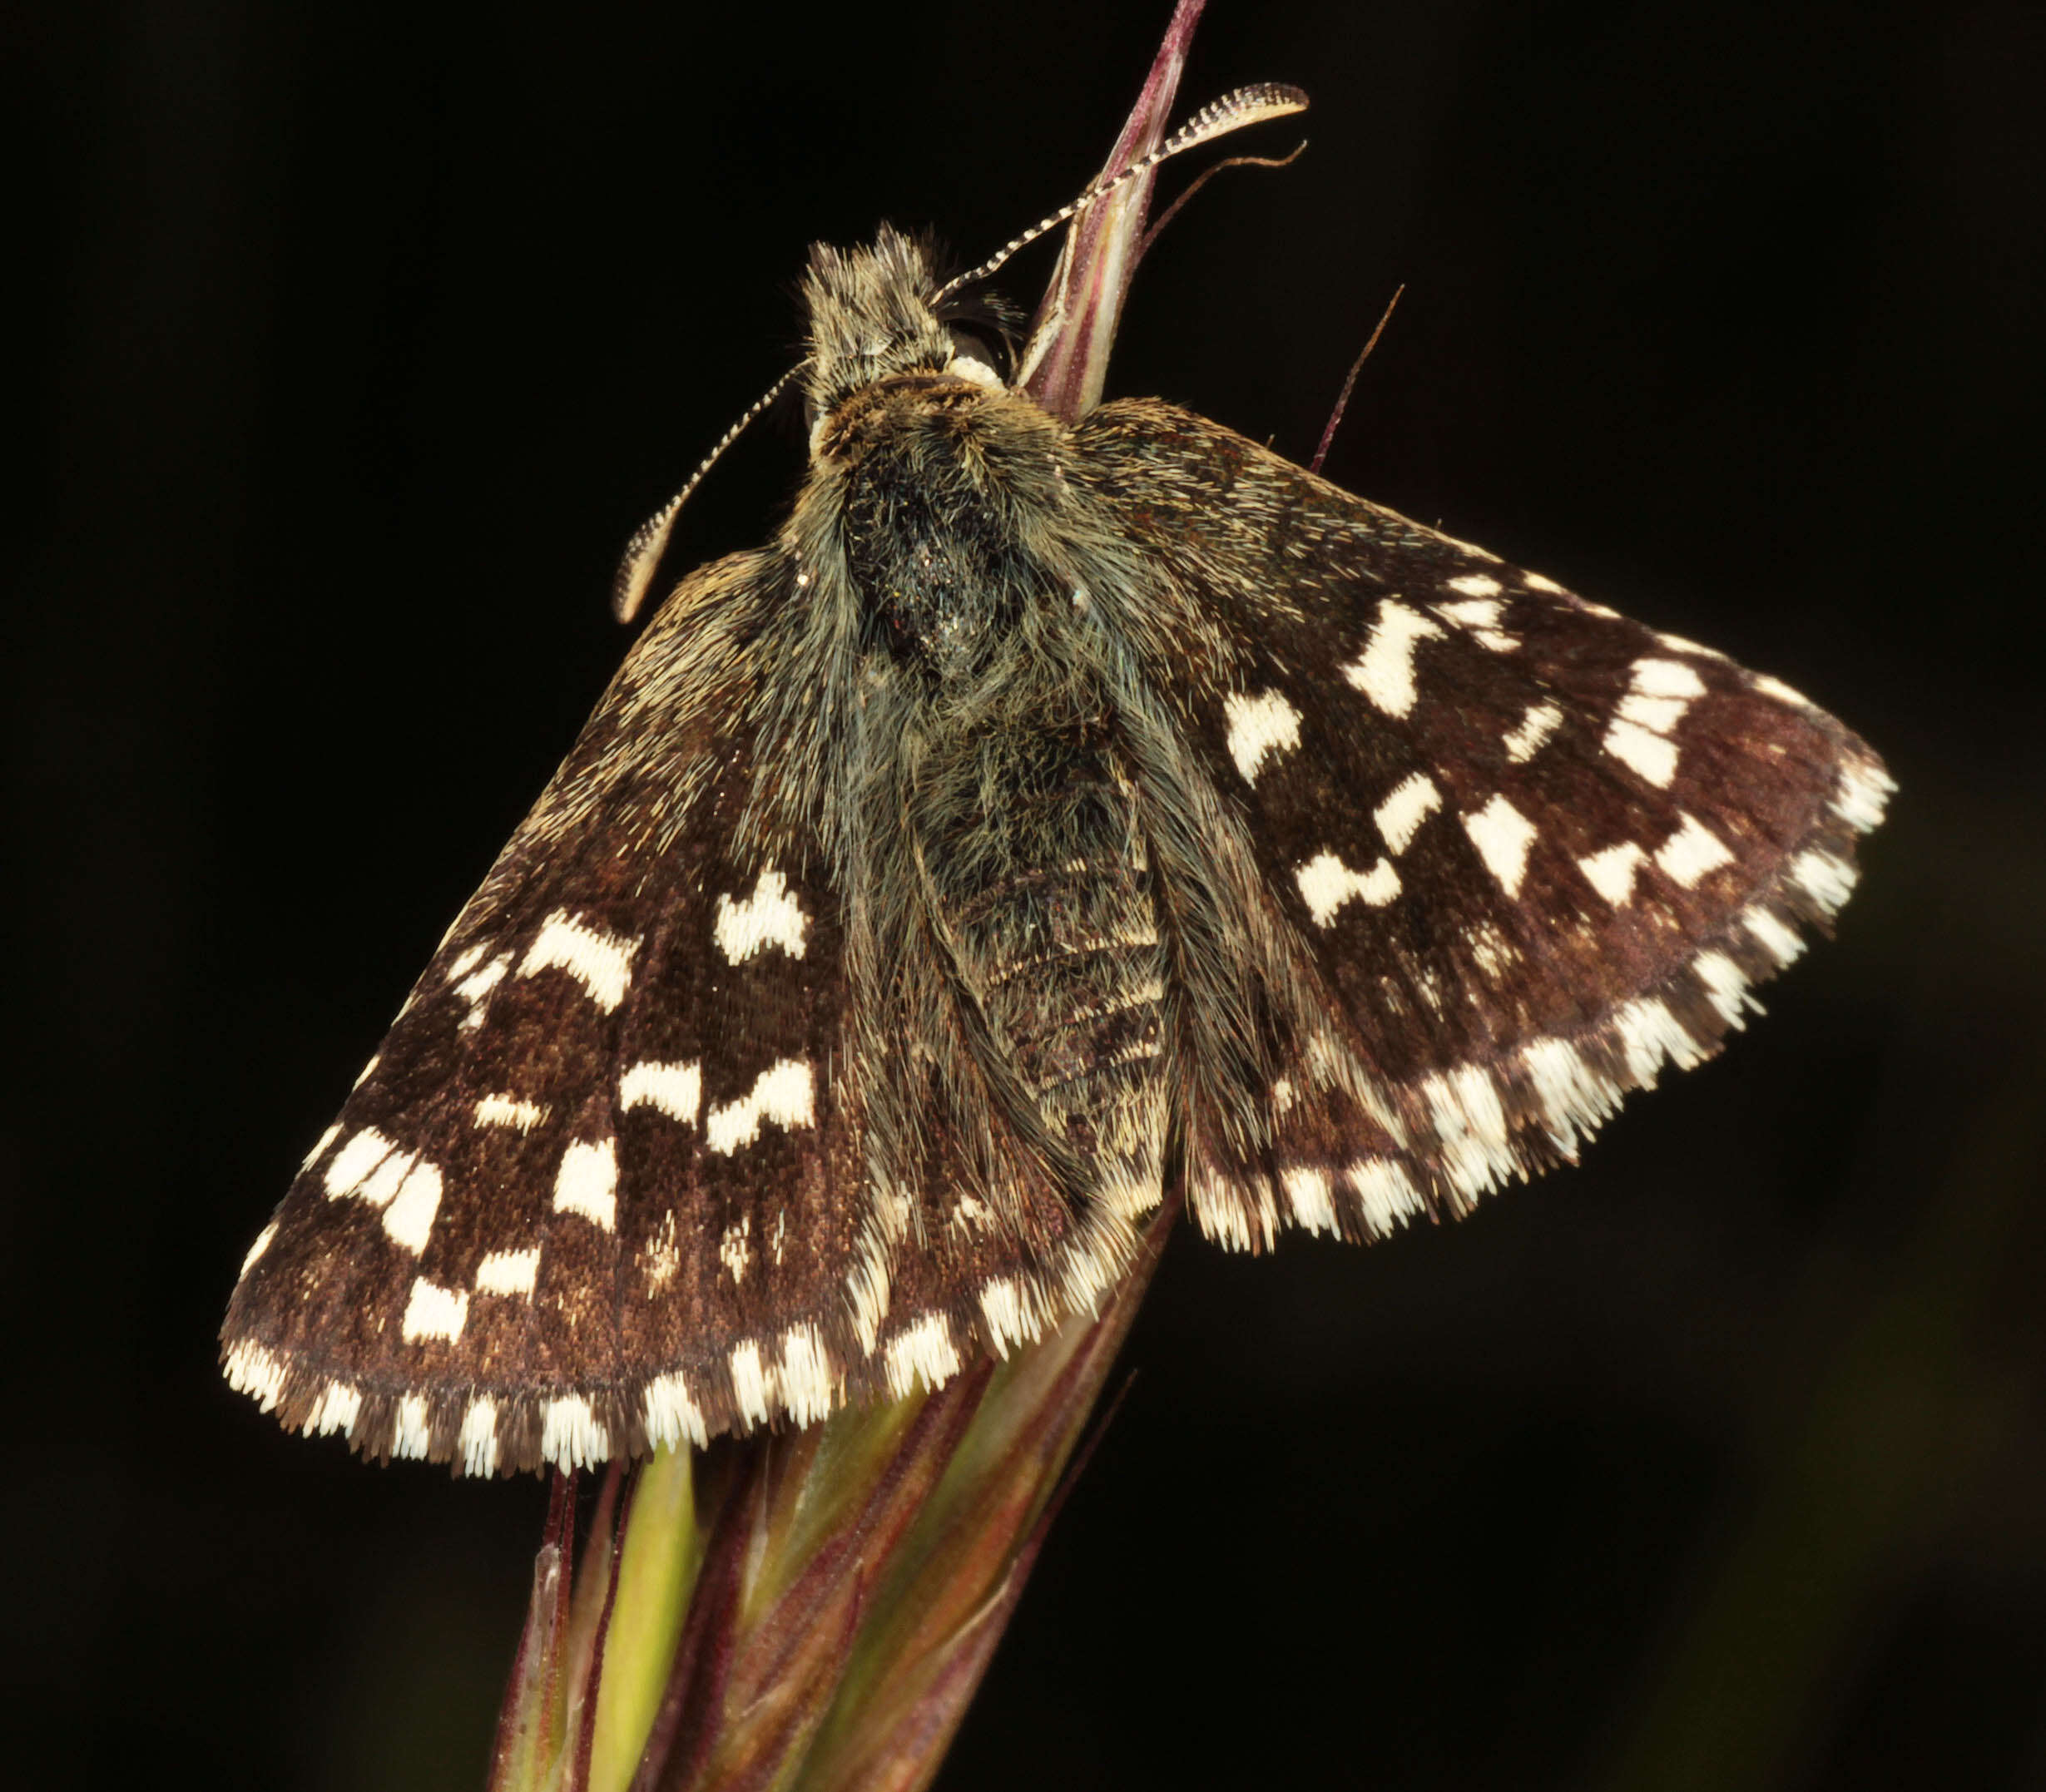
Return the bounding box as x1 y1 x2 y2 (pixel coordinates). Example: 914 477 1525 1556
1070 398 1890 1248
225 537 1161 1472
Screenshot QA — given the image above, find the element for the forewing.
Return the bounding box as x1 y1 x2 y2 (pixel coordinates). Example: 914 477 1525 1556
222 548 881 1473
1073 399 1890 1246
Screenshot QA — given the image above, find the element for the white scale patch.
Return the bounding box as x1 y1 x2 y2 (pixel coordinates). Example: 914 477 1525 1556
323 1129 443 1254
240 1222 278 1278
705 1059 815 1154
1578 841 1648 908
474 1093 548 1131
779 1325 835 1425
382 1160 443 1254
1656 631 1727 661
1602 657 1707 790
459 1397 499 1477
1692 951 1754 1027
1374 772 1442 854
1224 688 1303 785
884 1313 963 1399
1280 1166 1339 1236
1423 1067 1514 1200
401 1276 469 1343
730 1341 771 1428
1462 794 1538 898
224 1339 285 1409
978 1275 1046 1356
1791 849 1858 913
552 1137 618 1230
475 1247 541 1297
714 867 809 963
1751 671 1814 709
519 911 640 1012
642 1210 680 1290
1443 573 1503 598
1520 570 1566 594
1831 756 1895 832
300 1122 341 1173
1742 904 1806 968
394 1394 432 1460
309 1380 361 1439
1520 1037 1619 1147
643 1371 709 1452
1434 591 1517 652
1343 599 1445 719
453 953 510 1030
1654 813 1734 889
541 1395 610 1469
1502 700 1563 763
1348 1159 1424 1235
1613 997 1708 1083
720 1216 751 1285
1296 851 1400 925
620 1060 703 1125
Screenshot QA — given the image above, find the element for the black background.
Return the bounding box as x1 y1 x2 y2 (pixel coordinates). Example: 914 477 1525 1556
11 2 2046 1787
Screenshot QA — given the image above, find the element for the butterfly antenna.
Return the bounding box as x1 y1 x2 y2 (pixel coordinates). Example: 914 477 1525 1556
611 359 809 623
930 82 1307 309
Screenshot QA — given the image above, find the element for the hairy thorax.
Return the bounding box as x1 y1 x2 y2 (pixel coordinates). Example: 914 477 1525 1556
827 374 1167 1191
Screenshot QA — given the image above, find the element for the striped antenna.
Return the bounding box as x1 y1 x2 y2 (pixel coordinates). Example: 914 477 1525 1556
930 82 1308 309
610 359 808 623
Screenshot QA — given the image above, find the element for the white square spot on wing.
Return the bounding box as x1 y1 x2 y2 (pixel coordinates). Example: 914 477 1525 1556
1443 573 1503 597
324 1128 400 1201
621 1061 703 1126
1655 813 1735 889
1502 700 1563 764
240 1222 278 1278
1602 719 1679 787
714 867 810 963
401 1276 468 1343
1223 688 1303 785
382 1158 444 1254
475 1247 541 1297
475 1093 549 1132
1295 851 1400 926
1342 599 1445 719
1374 773 1442 855
1578 841 1648 908
1462 795 1538 898
519 912 641 1012
706 1060 815 1154
552 1138 618 1230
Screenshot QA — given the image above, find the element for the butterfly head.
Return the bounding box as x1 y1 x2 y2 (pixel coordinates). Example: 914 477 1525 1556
800 226 1011 446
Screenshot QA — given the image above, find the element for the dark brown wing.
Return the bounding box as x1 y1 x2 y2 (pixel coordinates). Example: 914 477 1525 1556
1071 398 1889 1249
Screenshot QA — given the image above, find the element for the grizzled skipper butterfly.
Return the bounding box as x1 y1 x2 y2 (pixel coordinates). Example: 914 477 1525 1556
223 77 1888 1478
